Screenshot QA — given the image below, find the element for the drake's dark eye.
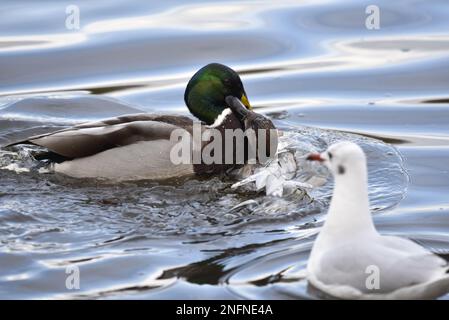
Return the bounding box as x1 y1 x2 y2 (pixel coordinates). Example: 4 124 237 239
338 165 345 175
328 152 333 160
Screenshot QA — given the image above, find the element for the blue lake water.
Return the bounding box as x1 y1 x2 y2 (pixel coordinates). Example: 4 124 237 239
0 0 448 299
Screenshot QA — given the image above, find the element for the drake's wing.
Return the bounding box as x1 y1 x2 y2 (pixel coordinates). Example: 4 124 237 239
7 114 194 159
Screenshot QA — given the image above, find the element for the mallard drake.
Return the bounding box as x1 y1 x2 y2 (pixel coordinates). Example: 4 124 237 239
5 63 277 180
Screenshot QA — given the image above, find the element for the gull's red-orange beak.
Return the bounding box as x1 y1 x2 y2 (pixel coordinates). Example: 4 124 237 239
307 153 324 162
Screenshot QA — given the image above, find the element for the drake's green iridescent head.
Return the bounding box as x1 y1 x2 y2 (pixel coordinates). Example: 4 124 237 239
184 63 252 125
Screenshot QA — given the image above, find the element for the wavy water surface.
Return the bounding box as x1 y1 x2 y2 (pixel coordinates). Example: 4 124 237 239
0 0 449 299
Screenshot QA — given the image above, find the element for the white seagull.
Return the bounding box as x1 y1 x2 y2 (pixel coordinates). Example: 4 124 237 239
306 141 449 299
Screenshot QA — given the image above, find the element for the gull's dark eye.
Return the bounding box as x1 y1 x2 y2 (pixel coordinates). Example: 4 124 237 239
338 165 345 175
328 152 333 160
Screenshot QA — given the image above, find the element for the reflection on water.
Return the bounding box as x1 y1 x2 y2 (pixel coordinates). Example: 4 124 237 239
0 0 449 299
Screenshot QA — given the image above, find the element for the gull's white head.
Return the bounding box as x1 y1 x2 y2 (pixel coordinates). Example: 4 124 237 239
307 141 372 232
307 141 366 178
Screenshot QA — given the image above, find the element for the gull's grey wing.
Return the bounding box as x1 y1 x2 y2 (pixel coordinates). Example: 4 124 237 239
315 240 448 295
6 114 194 159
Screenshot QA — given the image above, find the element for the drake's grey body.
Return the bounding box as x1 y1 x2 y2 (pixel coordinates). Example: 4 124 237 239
6 110 253 180
55 139 194 180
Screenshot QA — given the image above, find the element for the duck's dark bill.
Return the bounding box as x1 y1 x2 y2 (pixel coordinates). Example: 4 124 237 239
226 96 249 119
